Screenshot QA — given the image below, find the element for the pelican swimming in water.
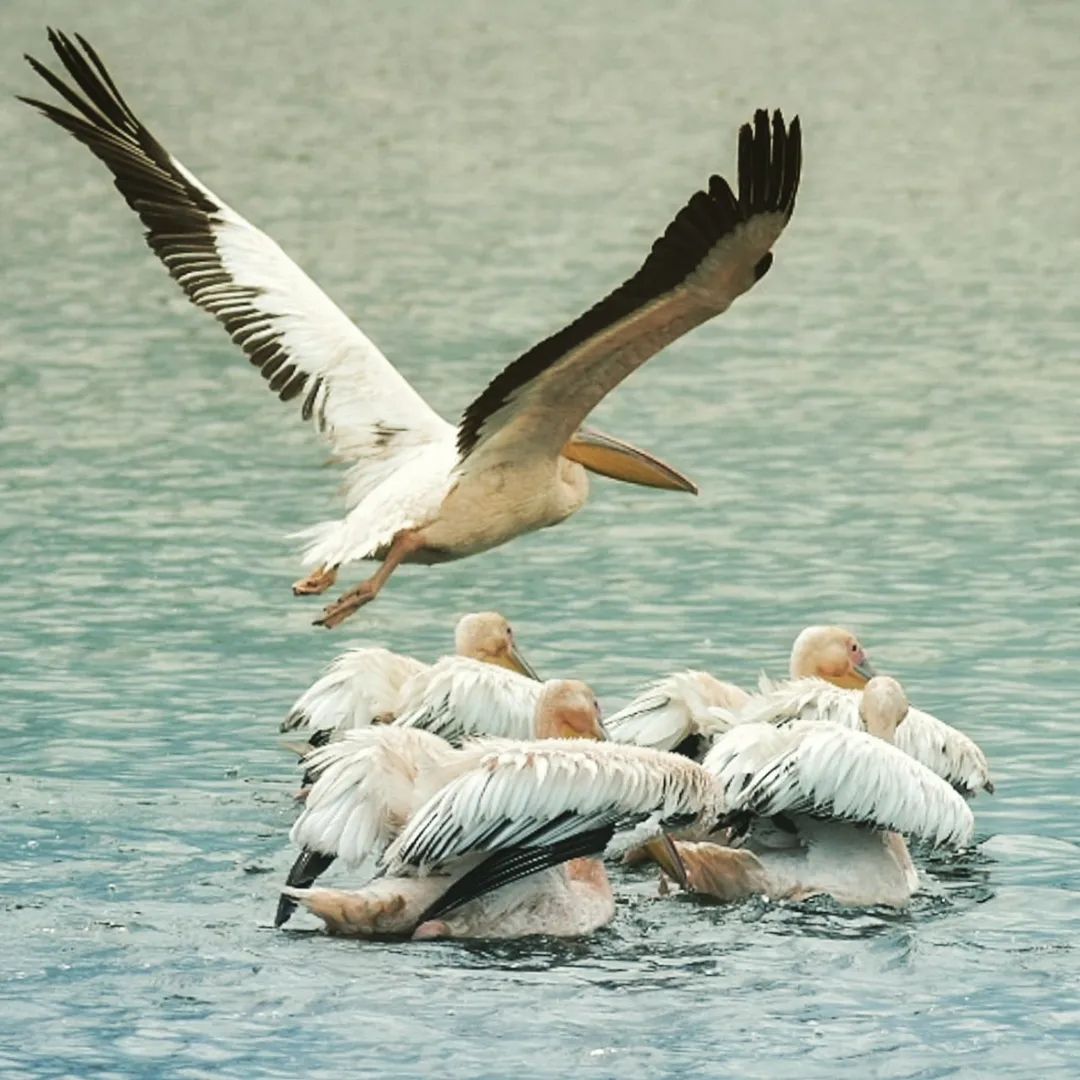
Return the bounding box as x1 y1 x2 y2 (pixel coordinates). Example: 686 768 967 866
281 611 539 748
277 680 717 938
606 625 876 757
654 677 975 907
21 31 801 627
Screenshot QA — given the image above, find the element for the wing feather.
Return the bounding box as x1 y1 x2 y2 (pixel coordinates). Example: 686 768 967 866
289 727 469 866
456 108 801 471
281 647 429 738
391 657 544 744
735 678 993 796
728 723 974 847
21 30 451 486
606 670 750 753
382 741 719 874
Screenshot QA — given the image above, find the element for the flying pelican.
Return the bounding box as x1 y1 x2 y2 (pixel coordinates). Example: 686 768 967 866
606 625 876 757
277 680 716 938
654 677 975 907
280 610 539 747
21 31 801 627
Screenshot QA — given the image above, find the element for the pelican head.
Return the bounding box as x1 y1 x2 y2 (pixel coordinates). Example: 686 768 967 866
790 625 876 688
858 675 909 742
454 612 539 679
534 679 606 741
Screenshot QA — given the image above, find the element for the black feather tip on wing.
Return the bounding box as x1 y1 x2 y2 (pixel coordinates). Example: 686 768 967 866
456 108 801 459
19 29 317 411
274 848 336 927
414 823 616 926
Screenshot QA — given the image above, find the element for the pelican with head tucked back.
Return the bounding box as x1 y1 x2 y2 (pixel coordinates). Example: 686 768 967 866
21 30 801 627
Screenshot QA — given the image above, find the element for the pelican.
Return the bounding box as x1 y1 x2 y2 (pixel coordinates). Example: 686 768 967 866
276 680 717 938
21 31 801 627
655 677 975 907
280 610 538 747
606 624 875 756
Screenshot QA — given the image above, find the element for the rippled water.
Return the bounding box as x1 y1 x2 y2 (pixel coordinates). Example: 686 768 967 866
2 1 1078 1076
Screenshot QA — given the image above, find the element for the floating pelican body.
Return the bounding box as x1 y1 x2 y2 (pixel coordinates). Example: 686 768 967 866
657 677 975 907
277 680 718 938
281 611 539 748
606 625 876 757
22 31 801 627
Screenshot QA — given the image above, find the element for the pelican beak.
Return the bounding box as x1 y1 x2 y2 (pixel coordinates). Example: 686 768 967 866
505 639 541 681
563 428 698 494
644 834 690 890
853 659 878 682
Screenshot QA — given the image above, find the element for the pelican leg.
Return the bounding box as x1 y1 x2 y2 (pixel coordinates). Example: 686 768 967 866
292 564 339 596
314 530 424 629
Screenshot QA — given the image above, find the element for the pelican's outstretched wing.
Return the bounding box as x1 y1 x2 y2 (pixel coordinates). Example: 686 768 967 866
737 678 993 797
605 670 750 755
21 30 451 487
391 657 545 744
455 108 801 474
711 722 975 848
894 707 993 798
383 740 720 920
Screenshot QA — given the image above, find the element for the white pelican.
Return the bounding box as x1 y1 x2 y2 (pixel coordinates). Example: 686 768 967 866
606 624 875 756
22 31 801 627
730 675 994 797
655 677 975 907
276 680 717 938
280 610 538 746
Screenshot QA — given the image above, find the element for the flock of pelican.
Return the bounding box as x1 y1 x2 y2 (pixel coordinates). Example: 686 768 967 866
22 32 992 942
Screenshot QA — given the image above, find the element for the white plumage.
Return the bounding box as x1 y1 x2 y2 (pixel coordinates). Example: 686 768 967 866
391 658 546 744
705 721 974 848
730 677 994 797
383 740 720 875
281 611 538 743
661 677 976 908
289 727 481 867
605 670 750 754
282 647 427 740
23 31 800 627
606 624 875 756
277 681 720 938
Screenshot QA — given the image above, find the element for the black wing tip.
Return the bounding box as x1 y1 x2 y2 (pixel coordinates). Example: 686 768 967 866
455 106 804 460
275 848 336 927
274 893 298 927
414 823 616 926
737 106 802 219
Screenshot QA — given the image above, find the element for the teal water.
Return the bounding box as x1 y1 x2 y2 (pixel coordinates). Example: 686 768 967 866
2 2 1078 1076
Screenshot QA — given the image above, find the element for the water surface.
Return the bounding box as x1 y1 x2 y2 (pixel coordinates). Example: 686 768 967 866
2 2 1078 1077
